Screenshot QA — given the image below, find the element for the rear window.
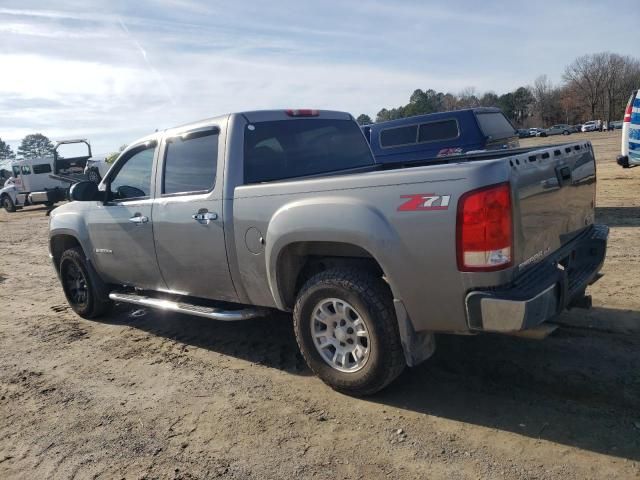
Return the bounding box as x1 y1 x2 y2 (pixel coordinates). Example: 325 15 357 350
380 125 417 147
243 119 373 184
32 163 52 174
475 112 516 140
418 120 459 143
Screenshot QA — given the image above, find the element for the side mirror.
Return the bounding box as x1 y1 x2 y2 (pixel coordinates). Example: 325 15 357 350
115 185 145 199
69 181 100 201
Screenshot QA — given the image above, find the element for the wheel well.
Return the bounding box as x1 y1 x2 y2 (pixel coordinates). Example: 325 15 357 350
50 234 81 272
277 241 385 309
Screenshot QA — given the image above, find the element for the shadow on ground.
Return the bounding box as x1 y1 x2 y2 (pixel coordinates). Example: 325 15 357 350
102 303 640 461
596 206 640 227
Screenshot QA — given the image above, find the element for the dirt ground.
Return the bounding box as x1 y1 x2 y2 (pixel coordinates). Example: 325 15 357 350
0 130 639 480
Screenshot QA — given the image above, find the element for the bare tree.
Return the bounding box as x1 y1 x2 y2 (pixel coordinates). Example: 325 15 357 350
563 53 609 119
606 54 640 121
532 75 562 126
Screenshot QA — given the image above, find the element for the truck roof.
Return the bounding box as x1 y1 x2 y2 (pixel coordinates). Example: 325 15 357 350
167 109 352 131
124 109 354 154
366 107 503 130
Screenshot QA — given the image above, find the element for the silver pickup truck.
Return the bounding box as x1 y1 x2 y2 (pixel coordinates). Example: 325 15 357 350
49 109 608 395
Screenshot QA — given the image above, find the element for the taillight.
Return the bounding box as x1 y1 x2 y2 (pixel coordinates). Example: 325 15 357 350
285 109 319 117
623 91 636 122
457 182 512 272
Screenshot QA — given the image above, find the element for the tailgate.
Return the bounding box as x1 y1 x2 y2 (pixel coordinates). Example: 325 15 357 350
512 142 596 268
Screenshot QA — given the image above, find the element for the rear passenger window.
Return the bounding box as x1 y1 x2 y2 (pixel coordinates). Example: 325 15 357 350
163 131 218 195
33 164 52 174
380 125 417 147
418 120 459 143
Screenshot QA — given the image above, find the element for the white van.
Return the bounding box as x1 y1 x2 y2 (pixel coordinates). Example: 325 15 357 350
617 90 639 168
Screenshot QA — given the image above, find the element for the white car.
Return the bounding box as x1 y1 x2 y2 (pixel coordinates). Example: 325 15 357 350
84 157 112 183
617 89 639 168
581 121 598 132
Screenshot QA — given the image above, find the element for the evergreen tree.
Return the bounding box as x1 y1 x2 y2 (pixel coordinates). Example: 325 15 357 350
17 133 55 159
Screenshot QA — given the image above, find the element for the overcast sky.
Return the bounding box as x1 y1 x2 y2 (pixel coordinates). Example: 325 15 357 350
0 0 637 155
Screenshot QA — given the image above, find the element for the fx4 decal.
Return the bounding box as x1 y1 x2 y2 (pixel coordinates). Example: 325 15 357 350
398 194 451 211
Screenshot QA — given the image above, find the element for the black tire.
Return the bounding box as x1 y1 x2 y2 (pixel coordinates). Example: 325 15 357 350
563 130 570 135
293 267 405 396
59 247 112 319
1 194 16 213
86 168 101 184
540 132 547 137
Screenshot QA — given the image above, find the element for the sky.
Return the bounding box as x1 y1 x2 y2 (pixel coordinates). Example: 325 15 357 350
0 0 638 157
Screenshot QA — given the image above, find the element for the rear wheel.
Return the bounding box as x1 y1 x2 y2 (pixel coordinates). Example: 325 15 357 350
1 195 16 213
293 267 405 396
59 247 112 319
563 130 570 135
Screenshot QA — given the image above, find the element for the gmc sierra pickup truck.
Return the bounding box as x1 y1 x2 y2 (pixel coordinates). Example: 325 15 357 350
49 109 608 395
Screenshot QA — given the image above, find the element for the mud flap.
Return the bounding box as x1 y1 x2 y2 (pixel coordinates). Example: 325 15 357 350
393 299 436 367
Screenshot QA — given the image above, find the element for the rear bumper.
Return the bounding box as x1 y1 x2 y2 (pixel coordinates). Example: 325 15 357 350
465 224 608 332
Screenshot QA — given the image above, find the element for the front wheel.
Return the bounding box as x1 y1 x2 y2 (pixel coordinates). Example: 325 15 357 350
563 130 570 135
2 195 16 213
59 247 112 319
293 268 405 396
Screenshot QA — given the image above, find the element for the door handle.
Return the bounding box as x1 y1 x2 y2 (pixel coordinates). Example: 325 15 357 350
129 214 149 224
192 211 218 224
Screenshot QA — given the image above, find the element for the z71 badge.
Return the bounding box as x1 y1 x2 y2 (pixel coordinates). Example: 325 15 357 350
398 194 451 211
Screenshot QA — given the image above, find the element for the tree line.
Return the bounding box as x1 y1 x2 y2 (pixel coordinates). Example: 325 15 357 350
0 133 55 168
357 52 640 127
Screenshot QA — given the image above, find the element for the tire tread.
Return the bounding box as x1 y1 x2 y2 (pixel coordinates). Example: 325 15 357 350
293 267 405 396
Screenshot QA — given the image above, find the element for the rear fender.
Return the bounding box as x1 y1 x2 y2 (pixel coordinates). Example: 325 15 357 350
265 197 410 309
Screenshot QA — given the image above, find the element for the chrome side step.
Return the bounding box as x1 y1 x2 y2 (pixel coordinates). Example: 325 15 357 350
108 292 265 321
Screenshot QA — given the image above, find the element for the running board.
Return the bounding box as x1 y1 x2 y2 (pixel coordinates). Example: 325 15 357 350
108 292 265 321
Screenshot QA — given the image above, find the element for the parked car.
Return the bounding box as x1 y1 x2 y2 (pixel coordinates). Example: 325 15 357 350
84 157 112 183
571 124 582 133
610 120 623 130
517 129 532 138
363 107 519 164
49 109 608 395
617 90 639 168
582 121 598 132
529 127 544 136
537 124 572 137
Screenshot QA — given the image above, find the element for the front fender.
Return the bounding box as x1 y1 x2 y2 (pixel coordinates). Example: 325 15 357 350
265 196 411 309
49 206 93 264
0 185 17 199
